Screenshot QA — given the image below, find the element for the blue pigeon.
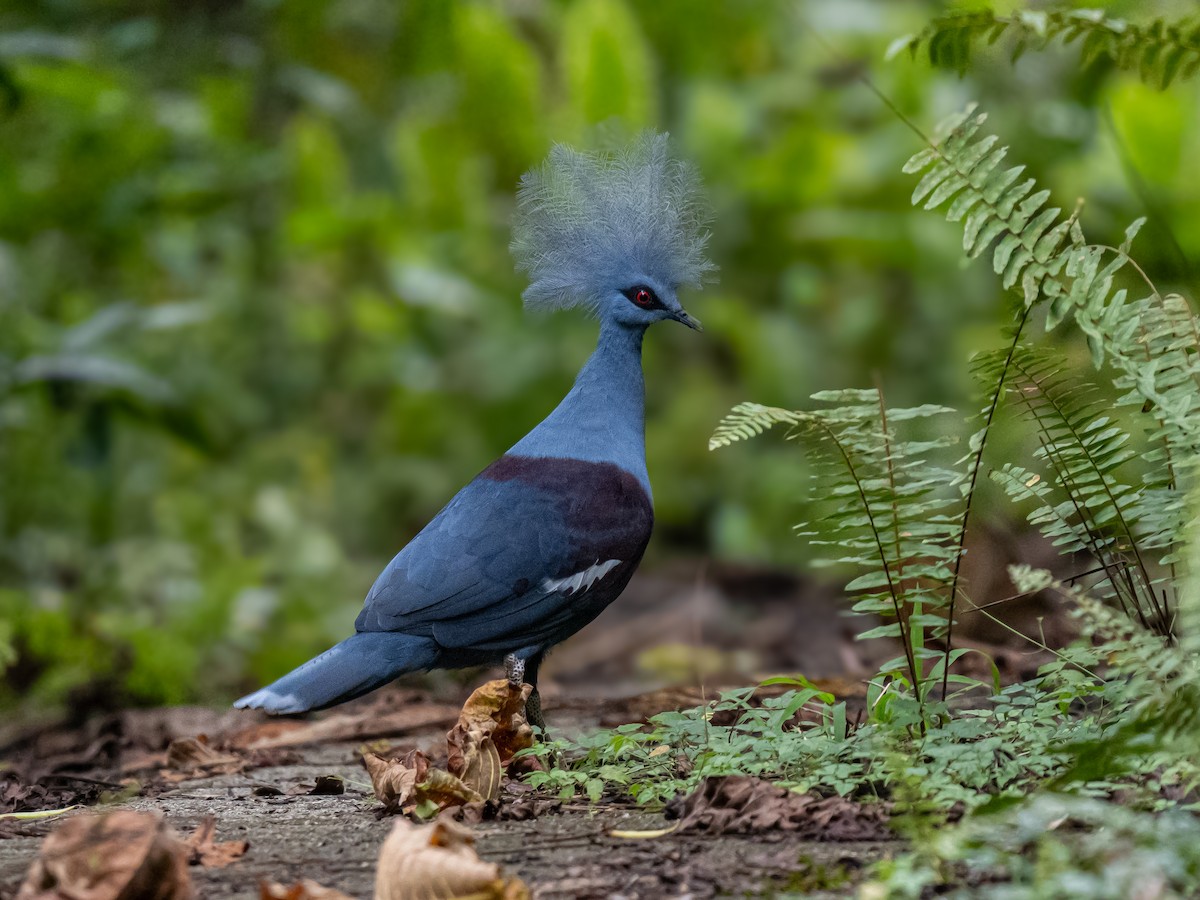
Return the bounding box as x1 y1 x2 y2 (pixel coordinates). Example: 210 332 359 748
235 133 715 728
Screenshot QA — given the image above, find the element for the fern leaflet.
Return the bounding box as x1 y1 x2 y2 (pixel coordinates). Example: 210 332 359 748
891 8 1200 90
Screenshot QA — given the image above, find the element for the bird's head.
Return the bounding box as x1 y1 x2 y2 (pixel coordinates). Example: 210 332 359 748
511 132 715 333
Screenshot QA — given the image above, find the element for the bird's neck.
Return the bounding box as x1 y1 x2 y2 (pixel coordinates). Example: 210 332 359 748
508 319 650 493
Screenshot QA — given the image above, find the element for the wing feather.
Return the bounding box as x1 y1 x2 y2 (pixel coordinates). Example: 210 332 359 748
354 456 652 653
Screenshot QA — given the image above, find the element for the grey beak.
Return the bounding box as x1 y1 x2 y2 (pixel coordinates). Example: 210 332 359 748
673 309 703 332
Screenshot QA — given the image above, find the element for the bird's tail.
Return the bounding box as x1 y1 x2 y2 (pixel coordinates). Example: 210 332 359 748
233 632 439 714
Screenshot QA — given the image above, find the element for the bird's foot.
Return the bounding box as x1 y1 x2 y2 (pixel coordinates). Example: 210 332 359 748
504 653 526 689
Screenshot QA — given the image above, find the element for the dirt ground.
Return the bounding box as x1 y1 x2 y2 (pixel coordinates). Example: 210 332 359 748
0 764 899 898
1 559 1067 898
0 695 900 899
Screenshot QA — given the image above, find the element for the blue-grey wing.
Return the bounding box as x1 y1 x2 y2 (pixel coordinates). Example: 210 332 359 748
355 455 652 651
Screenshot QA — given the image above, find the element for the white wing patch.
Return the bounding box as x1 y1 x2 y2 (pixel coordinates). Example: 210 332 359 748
543 559 622 596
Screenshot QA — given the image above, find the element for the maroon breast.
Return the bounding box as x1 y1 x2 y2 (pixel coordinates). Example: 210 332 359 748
480 455 654 574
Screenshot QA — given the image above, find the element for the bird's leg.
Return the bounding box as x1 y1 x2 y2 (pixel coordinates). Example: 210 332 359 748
525 685 547 735
522 651 548 738
504 651 549 734
523 665 561 765
503 653 525 688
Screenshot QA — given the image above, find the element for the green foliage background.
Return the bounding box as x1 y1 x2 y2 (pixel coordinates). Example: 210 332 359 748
1 0 1197 709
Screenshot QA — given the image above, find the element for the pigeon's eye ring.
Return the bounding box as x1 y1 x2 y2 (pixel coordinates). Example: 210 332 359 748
625 285 659 309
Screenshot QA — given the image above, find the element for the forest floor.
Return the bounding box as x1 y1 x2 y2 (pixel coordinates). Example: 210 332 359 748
1 560 1058 898
0 692 900 898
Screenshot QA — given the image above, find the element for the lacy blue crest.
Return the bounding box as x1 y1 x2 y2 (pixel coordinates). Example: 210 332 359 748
511 132 717 313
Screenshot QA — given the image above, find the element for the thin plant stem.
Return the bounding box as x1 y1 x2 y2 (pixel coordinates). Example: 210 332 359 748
943 307 1031 696
811 420 923 717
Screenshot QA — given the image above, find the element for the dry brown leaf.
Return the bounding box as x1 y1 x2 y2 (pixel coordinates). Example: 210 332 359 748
2 769 107 816
16 809 194 899
450 735 502 802
446 795 560 825
161 735 244 782
364 680 534 815
445 680 532 802
259 879 357 900
362 750 428 813
118 750 169 775
447 680 533 773
374 818 528 900
362 750 483 814
665 775 893 840
414 769 482 809
183 815 249 868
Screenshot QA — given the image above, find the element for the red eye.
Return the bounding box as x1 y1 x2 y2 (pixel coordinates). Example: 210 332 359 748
634 289 653 307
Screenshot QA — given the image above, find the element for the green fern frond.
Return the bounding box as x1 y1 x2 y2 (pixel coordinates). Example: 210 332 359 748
1061 581 1200 739
712 390 963 697
891 8 1200 90
990 345 1169 630
991 463 1091 553
1082 289 1200 570
915 106 1198 551
908 103 1200 640
1086 291 1200 444
708 403 804 450
716 84 1200 703
904 106 1082 309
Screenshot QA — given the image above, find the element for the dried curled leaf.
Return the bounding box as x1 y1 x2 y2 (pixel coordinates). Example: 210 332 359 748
448 680 533 767
362 750 428 813
451 736 502 802
17 810 194 900
446 794 562 825
162 735 244 782
665 775 893 840
183 816 249 869
362 750 481 814
446 680 532 801
374 818 528 900
415 769 482 809
365 680 533 815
